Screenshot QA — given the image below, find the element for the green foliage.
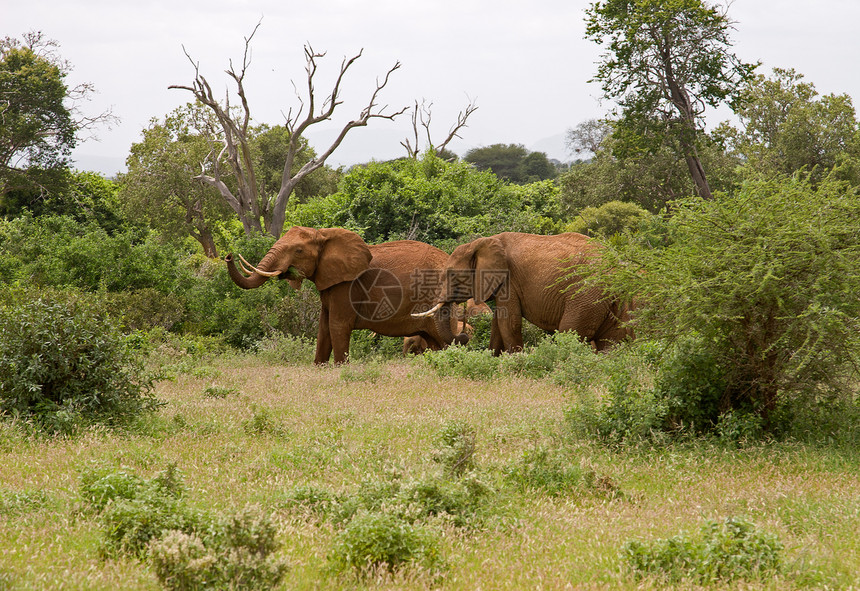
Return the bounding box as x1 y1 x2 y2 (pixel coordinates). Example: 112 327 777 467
716 67 860 182
329 511 443 574
0 288 160 433
563 200 650 237
288 153 563 244
0 215 186 293
586 173 860 425
423 331 601 385
464 143 558 183
0 33 75 199
623 517 783 583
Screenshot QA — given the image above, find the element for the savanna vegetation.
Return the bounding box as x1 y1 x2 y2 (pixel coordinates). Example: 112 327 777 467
1 1 859 588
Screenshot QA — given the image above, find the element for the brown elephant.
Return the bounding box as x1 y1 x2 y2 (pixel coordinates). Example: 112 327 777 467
226 226 466 364
402 298 491 355
414 232 632 354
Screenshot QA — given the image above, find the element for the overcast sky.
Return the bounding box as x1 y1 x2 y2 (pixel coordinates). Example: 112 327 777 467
6 0 860 176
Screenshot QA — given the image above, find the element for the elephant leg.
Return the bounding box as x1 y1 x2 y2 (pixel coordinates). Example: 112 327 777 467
315 306 333 364
326 287 356 364
489 313 504 355
495 301 524 353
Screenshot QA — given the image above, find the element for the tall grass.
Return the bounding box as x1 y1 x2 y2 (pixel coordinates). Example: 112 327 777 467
0 342 857 589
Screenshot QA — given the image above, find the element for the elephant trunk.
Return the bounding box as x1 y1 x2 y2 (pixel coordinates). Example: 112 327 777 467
225 254 270 290
433 301 469 347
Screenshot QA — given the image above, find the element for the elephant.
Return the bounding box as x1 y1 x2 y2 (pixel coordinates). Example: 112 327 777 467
226 226 466 364
402 298 491 355
414 232 632 354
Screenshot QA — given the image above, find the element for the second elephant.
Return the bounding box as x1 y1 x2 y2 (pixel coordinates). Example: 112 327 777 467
416 232 632 353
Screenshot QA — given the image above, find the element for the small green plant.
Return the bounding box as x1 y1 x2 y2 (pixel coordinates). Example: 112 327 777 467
432 420 477 477
242 406 284 436
623 517 783 583
202 386 238 399
0 488 50 515
503 447 621 498
254 333 316 365
328 510 443 575
422 346 500 380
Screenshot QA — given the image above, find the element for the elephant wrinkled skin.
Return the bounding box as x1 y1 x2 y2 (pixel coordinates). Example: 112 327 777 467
226 226 465 364
417 231 633 354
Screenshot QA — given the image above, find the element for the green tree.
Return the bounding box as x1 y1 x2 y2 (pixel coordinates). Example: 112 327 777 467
585 0 756 199
120 105 236 257
0 32 114 206
287 153 563 245
560 120 739 214
715 67 860 182
0 33 75 199
464 143 557 183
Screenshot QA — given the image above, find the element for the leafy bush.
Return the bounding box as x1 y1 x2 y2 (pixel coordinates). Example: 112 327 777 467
81 465 286 589
587 173 860 428
149 505 288 591
423 331 600 384
328 511 443 574
0 289 160 433
563 200 650 237
623 517 783 583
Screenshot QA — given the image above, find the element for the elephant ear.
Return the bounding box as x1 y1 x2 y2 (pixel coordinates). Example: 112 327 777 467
472 236 508 304
313 228 372 291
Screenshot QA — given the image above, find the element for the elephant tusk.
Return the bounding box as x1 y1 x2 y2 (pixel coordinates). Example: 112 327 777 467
237 253 281 278
411 302 444 318
235 256 255 277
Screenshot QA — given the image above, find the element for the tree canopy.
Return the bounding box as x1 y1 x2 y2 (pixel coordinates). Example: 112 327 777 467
585 0 756 199
464 144 558 184
0 33 76 200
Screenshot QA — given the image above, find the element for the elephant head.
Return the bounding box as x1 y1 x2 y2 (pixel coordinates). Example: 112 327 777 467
226 226 372 292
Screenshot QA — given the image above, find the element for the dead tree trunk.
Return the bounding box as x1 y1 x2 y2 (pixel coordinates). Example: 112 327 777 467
170 23 406 238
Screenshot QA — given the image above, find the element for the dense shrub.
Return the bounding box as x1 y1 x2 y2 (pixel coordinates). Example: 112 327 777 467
623 517 783 583
0 289 160 433
329 510 443 574
149 506 287 591
81 465 286 590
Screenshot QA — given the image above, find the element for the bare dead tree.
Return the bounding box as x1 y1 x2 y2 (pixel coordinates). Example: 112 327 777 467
401 98 478 159
170 23 406 237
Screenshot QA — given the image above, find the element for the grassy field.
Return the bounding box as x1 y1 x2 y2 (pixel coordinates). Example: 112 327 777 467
1 351 858 590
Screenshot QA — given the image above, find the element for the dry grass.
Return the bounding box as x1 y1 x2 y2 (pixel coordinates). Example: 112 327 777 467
0 354 858 590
